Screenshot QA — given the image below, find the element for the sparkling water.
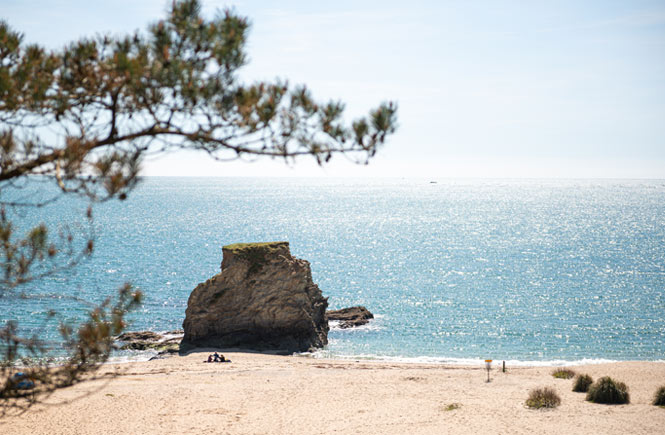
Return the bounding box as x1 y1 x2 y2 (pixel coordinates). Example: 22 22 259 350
3 177 665 364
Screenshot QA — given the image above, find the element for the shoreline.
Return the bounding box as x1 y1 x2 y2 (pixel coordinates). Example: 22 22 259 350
108 347 665 368
112 328 665 367
3 352 664 434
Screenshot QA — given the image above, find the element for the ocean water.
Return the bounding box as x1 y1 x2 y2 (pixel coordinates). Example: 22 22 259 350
2 177 665 364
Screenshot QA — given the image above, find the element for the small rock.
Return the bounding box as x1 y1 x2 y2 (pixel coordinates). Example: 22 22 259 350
165 329 184 335
149 348 179 361
327 306 374 328
116 331 183 351
116 331 163 342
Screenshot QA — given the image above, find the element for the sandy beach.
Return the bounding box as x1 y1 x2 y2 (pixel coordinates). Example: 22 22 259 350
1 353 664 434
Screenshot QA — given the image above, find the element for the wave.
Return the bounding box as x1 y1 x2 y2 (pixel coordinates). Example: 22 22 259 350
328 318 385 332
107 350 160 364
299 350 665 367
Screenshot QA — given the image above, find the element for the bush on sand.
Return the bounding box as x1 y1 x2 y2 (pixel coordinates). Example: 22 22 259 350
552 368 576 379
572 374 593 393
526 387 561 409
586 377 630 405
653 386 665 407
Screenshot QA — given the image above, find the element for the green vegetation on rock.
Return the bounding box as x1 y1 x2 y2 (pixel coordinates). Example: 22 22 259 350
223 241 289 252
224 242 289 276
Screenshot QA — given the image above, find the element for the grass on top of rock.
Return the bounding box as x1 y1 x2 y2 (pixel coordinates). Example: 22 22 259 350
586 377 630 405
223 241 289 276
552 368 576 379
654 386 665 407
573 374 594 393
525 387 561 409
222 241 289 253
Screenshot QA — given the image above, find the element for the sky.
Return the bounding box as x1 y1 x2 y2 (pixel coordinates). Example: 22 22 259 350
2 0 665 178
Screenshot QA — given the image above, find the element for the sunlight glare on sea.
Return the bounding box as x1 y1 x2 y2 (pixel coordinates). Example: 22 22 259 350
3 177 665 363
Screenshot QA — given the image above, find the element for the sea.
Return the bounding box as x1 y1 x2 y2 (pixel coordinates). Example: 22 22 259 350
2 177 665 366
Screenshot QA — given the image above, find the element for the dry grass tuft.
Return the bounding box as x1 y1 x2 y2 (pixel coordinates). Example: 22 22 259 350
526 387 561 409
551 368 576 379
443 403 461 411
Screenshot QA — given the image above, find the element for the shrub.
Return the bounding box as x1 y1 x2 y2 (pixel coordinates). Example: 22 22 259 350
443 403 461 411
572 374 594 393
552 368 576 379
526 387 561 409
586 377 630 404
654 386 665 407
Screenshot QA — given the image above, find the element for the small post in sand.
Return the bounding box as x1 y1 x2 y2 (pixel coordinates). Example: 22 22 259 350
485 359 492 382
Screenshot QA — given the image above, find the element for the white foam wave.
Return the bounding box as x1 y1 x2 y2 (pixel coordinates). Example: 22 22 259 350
328 318 384 332
298 350 663 367
107 351 158 364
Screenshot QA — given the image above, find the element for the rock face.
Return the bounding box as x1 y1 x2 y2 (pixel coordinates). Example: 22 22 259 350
181 242 329 353
116 331 182 351
327 306 374 328
117 331 163 342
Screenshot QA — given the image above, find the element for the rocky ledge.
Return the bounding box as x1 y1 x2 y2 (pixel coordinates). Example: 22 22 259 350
117 304 375 356
116 330 183 352
181 242 329 353
327 306 374 328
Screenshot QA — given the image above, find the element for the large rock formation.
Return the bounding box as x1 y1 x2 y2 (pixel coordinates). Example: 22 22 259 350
181 242 329 353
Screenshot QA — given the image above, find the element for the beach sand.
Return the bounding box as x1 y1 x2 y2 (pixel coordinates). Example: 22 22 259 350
2 353 664 434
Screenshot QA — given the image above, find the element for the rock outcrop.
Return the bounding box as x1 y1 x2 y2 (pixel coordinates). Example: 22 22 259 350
327 306 374 328
117 331 163 342
116 330 182 351
181 242 329 353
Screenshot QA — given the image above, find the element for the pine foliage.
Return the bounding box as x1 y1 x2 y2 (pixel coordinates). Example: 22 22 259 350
0 0 397 413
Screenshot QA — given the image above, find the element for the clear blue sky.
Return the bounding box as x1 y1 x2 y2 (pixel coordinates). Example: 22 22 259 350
2 0 665 178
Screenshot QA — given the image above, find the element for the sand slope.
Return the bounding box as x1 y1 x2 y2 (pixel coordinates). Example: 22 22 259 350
2 353 664 434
